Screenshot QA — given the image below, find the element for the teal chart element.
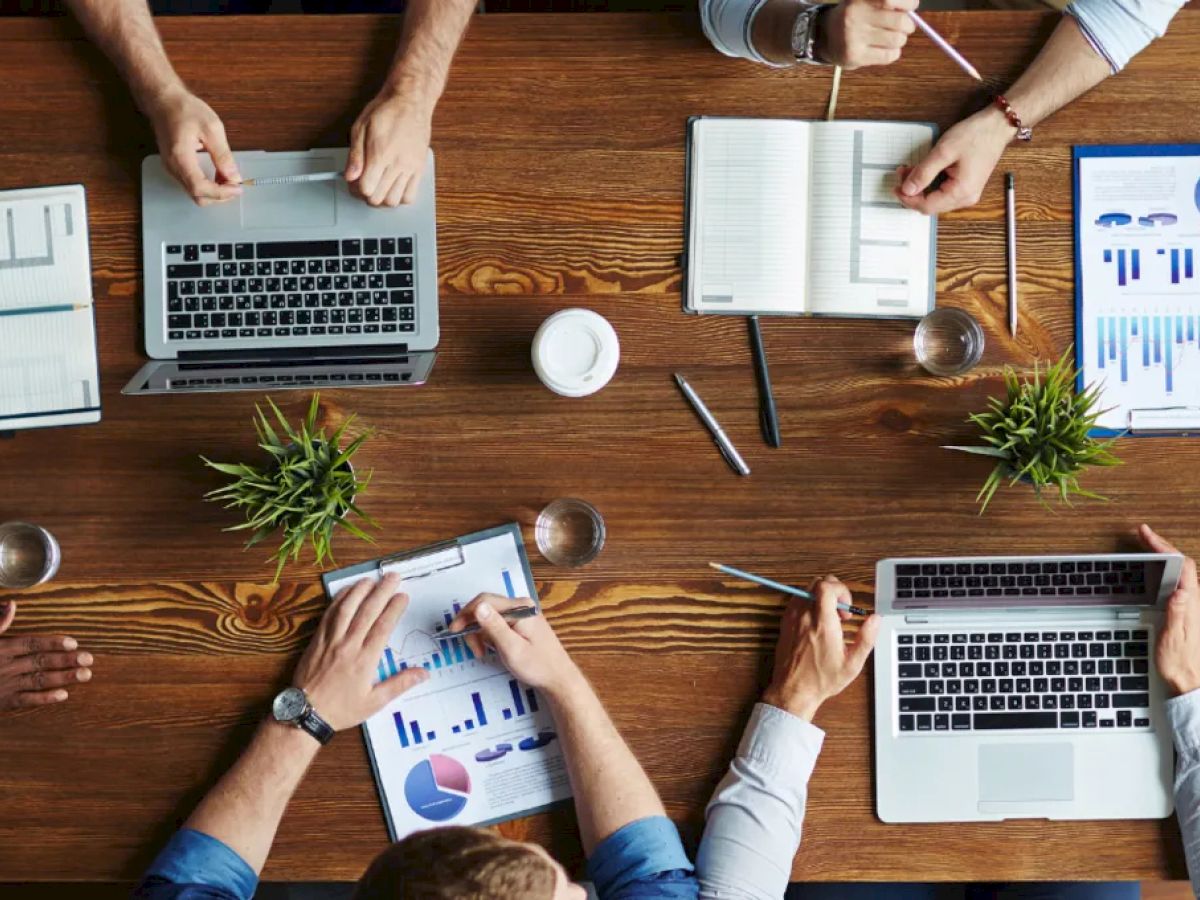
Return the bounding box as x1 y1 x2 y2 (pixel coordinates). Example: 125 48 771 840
404 754 471 822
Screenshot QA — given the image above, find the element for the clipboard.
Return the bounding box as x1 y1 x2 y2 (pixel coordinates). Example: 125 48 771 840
321 523 566 840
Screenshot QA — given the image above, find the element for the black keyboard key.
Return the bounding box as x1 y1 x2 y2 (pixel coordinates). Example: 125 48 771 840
1117 710 1132 727
899 697 935 712
1113 693 1150 708
1083 711 1098 728
1134 717 1150 727
1125 642 1149 658
900 715 914 732
934 714 949 731
1120 676 1149 691
1061 711 1080 727
974 712 1058 730
255 240 340 260
168 264 203 279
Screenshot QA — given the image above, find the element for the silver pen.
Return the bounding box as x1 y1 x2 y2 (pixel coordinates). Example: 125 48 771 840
1005 172 1017 337
242 171 343 187
673 373 751 476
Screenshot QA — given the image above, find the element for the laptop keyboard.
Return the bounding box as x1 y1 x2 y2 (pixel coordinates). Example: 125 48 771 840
162 238 417 343
895 628 1153 734
894 559 1151 602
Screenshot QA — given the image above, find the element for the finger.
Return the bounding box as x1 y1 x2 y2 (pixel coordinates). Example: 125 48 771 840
880 0 919 12
867 27 909 50
327 576 380 639
846 614 882 675
856 46 902 66
363 590 412 654
20 667 91 691
897 180 974 216
201 121 242 185
401 171 423 206
384 172 410 208
449 594 526 633
368 168 399 208
6 650 92 674
347 573 404 643
899 144 955 198
372 667 430 706
1164 588 1191 636
472 599 527 658
171 149 242 205
3 634 79 655
9 688 69 708
346 122 366 182
0 601 14 636
358 154 388 200
1139 523 1180 555
814 577 846 626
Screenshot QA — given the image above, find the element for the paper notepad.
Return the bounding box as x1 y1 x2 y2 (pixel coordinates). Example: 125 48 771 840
0 184 100 432
684 117 938 319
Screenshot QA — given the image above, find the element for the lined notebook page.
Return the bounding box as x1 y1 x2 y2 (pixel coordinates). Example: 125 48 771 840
806 121 934 317
688 118 810 314
0 307 99 422
0 187 91 310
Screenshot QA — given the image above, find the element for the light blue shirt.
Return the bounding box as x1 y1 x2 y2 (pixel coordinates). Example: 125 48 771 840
699 0 1186 74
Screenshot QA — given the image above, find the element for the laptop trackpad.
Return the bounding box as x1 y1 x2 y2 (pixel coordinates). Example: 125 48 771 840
977 743 1074 811
240 179 338 230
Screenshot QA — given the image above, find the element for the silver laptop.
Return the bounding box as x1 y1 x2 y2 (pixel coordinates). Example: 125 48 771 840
874 551 1183 823
123 148 438 395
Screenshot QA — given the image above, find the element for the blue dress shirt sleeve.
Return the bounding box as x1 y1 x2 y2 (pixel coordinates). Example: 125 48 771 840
700 0 788 67
1167 689 1200 900
696 703 825 900
132 828 259 900
1066 0 1186 73
586 815 699 899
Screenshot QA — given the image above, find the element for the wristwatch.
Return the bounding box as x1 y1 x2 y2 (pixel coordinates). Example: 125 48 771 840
271 686 335 745
790 3 833 65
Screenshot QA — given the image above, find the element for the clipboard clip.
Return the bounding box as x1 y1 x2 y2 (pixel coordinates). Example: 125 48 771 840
377 538 466 581
1128 407 1200 435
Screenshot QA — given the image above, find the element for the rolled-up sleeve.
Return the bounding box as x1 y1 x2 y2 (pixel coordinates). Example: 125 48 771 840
696 703 825 900
132 828 258 900
1168 689 1200 900
700 0 780 65
1066 0 1186 73
586 815 698 899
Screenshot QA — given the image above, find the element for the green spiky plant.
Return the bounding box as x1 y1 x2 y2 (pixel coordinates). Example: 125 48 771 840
202 395 376 580
944 350 1121 513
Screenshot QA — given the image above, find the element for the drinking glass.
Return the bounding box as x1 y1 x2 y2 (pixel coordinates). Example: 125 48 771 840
0 522 61 589
914 308 985 376
535 499 605 567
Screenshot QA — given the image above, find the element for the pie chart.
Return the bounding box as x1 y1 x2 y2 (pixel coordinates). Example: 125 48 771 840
404 754 471 822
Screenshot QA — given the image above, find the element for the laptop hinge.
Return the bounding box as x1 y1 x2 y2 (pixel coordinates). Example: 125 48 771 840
1116 608 1144 620
177 344 410 362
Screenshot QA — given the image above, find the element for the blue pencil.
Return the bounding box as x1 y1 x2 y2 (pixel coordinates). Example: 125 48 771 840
0 303 85 318
709 562 870 616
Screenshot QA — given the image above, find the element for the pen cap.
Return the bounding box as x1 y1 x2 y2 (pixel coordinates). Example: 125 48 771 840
532 309 620 398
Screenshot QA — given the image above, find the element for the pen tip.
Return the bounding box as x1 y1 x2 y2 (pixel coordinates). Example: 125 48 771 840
708 562 722 570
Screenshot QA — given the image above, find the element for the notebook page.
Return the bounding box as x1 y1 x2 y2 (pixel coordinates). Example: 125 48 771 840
0 307 100 424
0 186 91 310
688 118 810 314
806 121 934 317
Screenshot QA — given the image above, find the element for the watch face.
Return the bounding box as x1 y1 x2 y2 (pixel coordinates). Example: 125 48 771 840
273 687 307 723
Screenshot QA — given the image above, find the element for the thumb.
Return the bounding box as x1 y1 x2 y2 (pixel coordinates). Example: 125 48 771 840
846 614 881 677
0 601 15 635
1165 589 1191 635
474 600 526 658
345 127 365 182
900 144 952 197
373 666 430 705
203 126 242 185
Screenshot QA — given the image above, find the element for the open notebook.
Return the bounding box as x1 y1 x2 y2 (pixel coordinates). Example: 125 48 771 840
0 184 100 432
684 117 938 319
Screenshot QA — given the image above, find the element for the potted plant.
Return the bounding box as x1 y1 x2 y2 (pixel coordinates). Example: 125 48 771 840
202 394 376 580
944 351 1121 513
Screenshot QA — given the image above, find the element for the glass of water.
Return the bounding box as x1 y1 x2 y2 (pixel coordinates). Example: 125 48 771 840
0 522 61 589
914 308 985 376
535 499 605 567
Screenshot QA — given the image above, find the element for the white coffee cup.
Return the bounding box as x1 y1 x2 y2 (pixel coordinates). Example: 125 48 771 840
531 309 620 397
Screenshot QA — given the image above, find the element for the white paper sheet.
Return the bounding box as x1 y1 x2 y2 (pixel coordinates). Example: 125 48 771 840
326 530 572 838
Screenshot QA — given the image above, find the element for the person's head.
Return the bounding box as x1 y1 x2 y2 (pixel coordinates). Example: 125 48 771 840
352 825 586 900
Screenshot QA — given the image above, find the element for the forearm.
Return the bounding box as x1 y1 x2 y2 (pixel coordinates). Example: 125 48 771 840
1000 15 1111 129
65 0 184 114
546 668 667 855
184 720 321 874
382 0 475 113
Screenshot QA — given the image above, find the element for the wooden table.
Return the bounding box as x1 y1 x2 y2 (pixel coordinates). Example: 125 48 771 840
1 9 1198 885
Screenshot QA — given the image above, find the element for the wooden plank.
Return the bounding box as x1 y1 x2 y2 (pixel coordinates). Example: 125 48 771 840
0 10 1198 883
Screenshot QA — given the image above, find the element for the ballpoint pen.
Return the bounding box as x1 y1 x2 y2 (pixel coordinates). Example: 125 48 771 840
747 316 781 447
674 373 751 476
242 171 343 187
908 12 983 82
709 562 871 616
1005 173 1018 338
440 605 539 640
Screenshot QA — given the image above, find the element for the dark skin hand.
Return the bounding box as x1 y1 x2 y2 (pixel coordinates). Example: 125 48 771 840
0 601 93 710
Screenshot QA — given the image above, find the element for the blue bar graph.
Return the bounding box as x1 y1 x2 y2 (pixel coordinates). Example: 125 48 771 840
1167 332 1174 393
1104 249 1112 263
526 688 539 713
1120 317 1128 383
510 679 527 716
384 648 398 676
426 731 435 741
432 653 442 670
472 692 488 727
1172 249 1181 284
1132 248 1141 280
394 712 409 748
1143 317 1150 366
1155 316 1162 363
465 721 475 731
410 720 421 745
1189 249 1195 279
502 569 515 598
1118 248 1127 286
503 709 513 720
1098 314 1190 395
452 725 461 734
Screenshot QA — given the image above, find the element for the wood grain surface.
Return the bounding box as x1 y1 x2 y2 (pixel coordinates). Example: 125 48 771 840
1 9 1199 884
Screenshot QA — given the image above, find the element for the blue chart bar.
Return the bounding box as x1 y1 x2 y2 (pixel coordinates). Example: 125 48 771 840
426 731 435 741
509 679 527 716
1104 249 1112 263
1118 249 1127 286
432 653 442 670
472 692 488 726
1188 249 1195 279
1120 317 1128 383
422 662 431 670
1178 316 1185 343
377 662 387 682
1167 332 1174 393
384 648 398 677
503 709 513 720
1097 318 1106 369
1155 317 1162 363
502 569 515 598
1191 317 1195 343
1108 314 1189 391
526 688 539 713
1143 317 1150 366
393 711 427 748
452 725 461 734
1172 249 1181 284
394 712 409 748
410 720 422 745
1132 249 1141 280
400 661 408 671
1108 318 1117 360
465 721 475 731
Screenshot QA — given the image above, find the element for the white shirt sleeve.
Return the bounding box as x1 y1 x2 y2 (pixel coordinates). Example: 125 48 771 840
696 703 825 900
699 0 779 66
1066 0 1186 73
1167 689 1200 899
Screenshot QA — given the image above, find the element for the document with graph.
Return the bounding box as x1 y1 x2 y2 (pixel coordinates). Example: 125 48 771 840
0 184 100 432
1074 145 1200 435
322 524 572 839
684 117 937 318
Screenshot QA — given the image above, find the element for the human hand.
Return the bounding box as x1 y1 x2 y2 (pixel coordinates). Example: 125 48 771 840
292 573 429 731
0 601 93 710
894 107 1014 215
345 87 433 208
816 0 917 69
761 576 880 722
449 595 581 697
1141 524 1200 697
145 85 243 206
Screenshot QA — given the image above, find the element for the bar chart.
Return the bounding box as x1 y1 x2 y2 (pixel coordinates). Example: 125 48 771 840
1093 312 1200 393
390 676 545 749
1103 247 1196 288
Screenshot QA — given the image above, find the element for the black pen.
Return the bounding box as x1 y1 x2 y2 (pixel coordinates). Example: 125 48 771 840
747 316 781 447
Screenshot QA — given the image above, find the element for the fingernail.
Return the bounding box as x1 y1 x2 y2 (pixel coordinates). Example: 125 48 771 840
902 180 918 196
477 602 493 620
62 637 78 651
78 652 93 666
77 668 92 682
54 690 67 701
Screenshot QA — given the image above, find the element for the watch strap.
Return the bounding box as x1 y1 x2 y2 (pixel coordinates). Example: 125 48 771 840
791 3 831 66
297 706 335 745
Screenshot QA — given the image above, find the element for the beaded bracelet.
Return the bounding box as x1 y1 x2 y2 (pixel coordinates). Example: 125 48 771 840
994 94 1033 142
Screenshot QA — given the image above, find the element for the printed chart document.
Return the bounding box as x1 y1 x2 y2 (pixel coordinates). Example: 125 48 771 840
1075 145 1200 434
0 184 100 431
685 117 937 318
324 525 571 839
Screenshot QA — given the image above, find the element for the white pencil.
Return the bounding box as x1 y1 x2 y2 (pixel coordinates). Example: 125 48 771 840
242 171 343 187
908 12 983 82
